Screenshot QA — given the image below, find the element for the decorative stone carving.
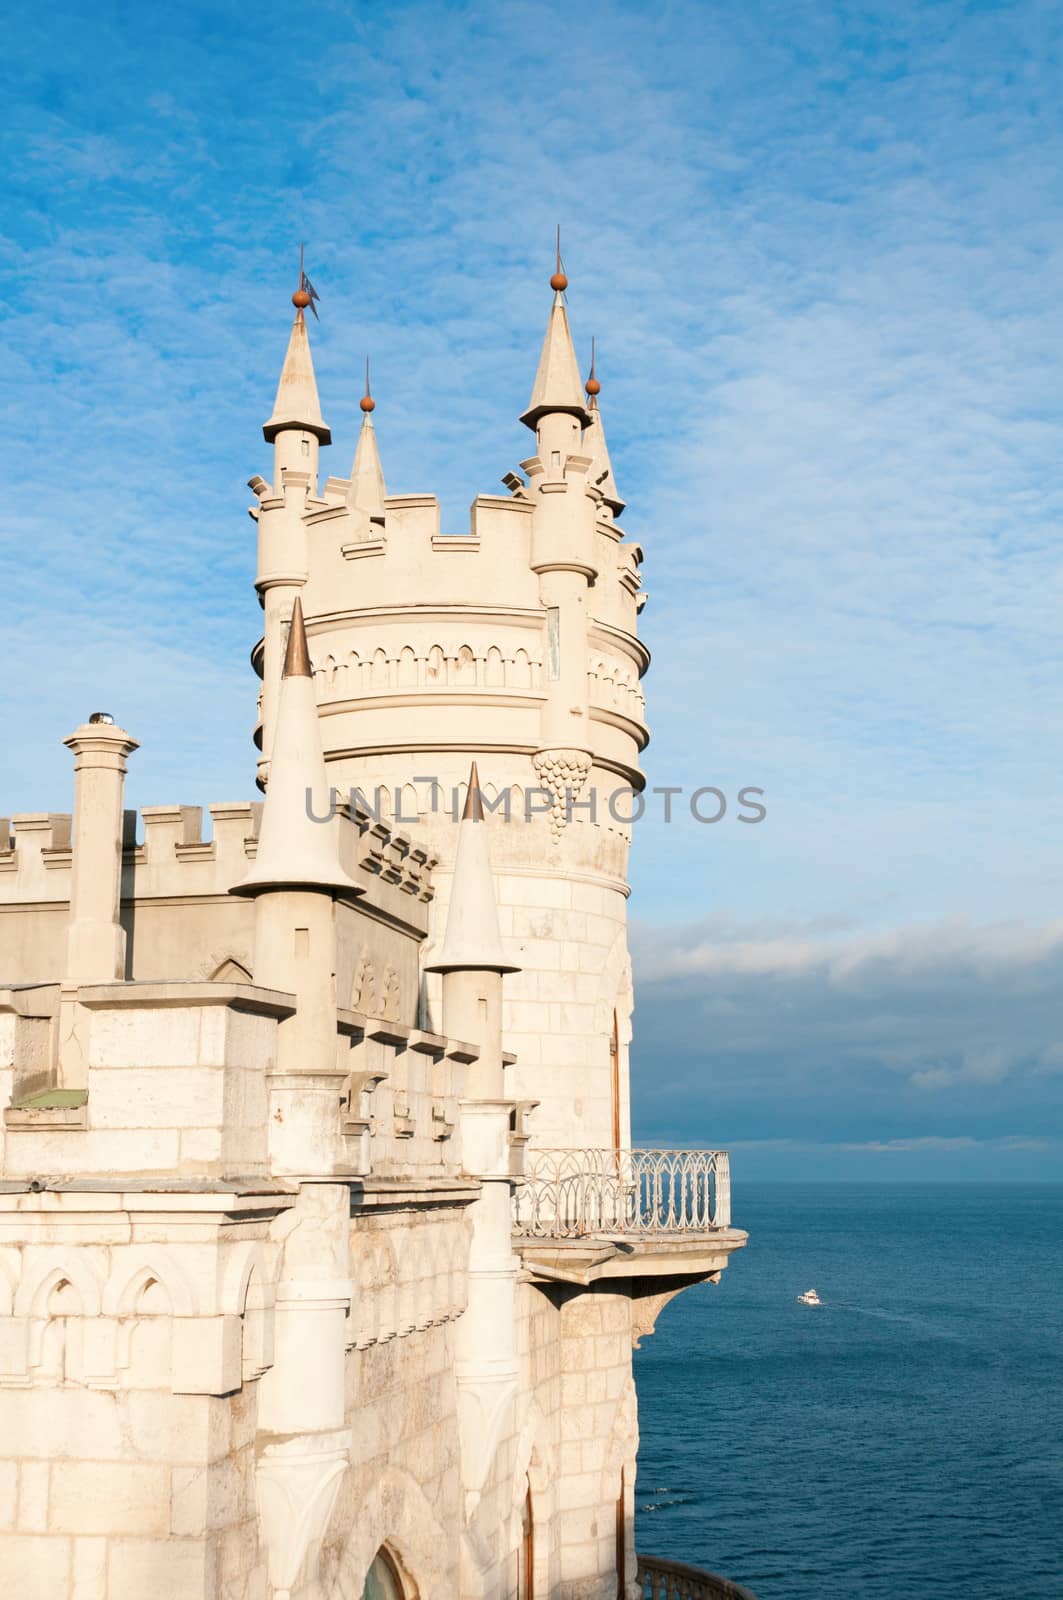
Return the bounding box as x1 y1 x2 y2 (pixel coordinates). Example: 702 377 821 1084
531 747 592 839
380 965 400 1022
351 950 376 1013
255 1428 350 1599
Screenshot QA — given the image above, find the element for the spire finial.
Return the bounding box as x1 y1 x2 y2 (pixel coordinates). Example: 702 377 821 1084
292 243 311 314
550 224 568 293
360 355 376 414
585 336 601 403
282 595 313 679
291 243 320 319
462 760 484 823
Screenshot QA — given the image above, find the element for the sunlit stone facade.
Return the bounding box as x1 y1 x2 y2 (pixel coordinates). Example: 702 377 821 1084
0 265 746 1600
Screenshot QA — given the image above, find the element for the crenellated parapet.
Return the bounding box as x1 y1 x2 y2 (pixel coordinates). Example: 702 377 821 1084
0 798 438 1001
0 801 434 910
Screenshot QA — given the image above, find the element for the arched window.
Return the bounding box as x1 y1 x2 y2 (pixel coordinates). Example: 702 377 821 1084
363 1547 405 1600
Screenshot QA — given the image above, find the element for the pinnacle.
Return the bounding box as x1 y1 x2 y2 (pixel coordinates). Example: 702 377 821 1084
263 312 331 444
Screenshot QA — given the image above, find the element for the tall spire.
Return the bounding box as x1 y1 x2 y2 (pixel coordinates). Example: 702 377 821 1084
583 340 625 516
426 763 519 974
262 261 331 444
348 358 387 518
520 230 592 432
233 598 358 899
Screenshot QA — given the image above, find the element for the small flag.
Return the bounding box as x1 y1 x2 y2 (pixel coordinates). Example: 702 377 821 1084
302 272 321 321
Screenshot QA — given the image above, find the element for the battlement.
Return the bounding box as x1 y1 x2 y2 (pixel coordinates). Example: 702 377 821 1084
253 470 643 630
0 799 436 910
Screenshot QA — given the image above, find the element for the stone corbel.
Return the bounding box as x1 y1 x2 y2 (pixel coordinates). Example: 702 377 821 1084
340 1068 387 1140
507 1100 539 1179
255 1427 350 1600
455 1365 519 1521
630 1281 719 1349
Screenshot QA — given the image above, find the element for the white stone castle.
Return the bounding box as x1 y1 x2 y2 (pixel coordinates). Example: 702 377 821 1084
0 256 749 1600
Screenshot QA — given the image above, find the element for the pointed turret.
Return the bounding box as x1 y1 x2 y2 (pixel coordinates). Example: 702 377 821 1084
426 763 519 973
263 292 331 445
583 341 625 516
233 598 358 899
520 237 592 432
348 359 387 518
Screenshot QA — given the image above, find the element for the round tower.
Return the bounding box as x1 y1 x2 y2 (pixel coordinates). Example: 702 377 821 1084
249 260 648 1152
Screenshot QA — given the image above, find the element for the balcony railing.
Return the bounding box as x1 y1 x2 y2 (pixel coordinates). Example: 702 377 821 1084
512 1148 730 1239
637 1554 759 1599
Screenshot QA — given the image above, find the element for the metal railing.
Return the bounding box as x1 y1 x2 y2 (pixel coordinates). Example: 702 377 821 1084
512 1148 730 1238
637 1555 759 1600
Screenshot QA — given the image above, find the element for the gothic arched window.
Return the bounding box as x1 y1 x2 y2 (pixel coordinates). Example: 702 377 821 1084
362 1547 406 1600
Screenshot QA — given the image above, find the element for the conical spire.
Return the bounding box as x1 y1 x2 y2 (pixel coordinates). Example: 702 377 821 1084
520 235 592 432
583 341 625 516
348 359 387 517
263 287 331 444
232 598 358 899
426 763 520 973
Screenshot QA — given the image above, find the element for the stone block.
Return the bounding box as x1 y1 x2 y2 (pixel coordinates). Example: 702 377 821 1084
0 1532 71 1591
73 1535 108 1600
123 1391 204 1464
561 1538 599 1579
170 1466 207 1538
88 1008 205 1070
0 1316 29 1378
51 1461 170 1536
17 1460 49 1532
107 1535 212 1595
90 1068 221 1130
171 1316 242 1397
178 1128 224 1167
0 1459 16 1530
3 1388 125 1463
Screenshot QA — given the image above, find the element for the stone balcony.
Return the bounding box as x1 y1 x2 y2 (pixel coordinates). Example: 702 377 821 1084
511 1148 747 1304
637 1554 759 1599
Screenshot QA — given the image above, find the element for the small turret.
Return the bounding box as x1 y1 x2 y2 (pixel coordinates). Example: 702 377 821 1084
520 233 591 466
583 340 625 517
255 267 332 780
263 293 331 450
233 598 358 900
426 763 518 977
348 359 387 521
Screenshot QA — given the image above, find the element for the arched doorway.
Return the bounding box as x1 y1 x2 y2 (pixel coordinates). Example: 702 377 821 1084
363 1547 406 1600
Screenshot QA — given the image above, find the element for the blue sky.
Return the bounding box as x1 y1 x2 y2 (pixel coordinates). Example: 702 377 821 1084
2 0 1062 1178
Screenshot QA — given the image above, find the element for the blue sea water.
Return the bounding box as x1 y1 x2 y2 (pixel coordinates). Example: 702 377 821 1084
633 1184 1063 1600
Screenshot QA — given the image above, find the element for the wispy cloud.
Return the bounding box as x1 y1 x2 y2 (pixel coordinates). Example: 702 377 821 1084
2 0 1062 1173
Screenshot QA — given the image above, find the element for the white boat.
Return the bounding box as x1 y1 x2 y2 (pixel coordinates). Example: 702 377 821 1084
797 1288 821 1305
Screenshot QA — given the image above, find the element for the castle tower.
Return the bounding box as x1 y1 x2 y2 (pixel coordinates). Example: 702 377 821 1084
249 256 649 1152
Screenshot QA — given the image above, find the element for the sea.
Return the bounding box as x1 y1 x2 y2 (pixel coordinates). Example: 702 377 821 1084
633 1183 1063 1600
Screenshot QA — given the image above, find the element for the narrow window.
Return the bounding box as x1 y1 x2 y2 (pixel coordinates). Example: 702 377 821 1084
546 607 560 681
615 1466 626 1595
518 1483 534 1598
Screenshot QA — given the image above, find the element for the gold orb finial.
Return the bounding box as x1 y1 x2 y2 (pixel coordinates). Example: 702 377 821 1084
585 336 600 397
292 286 311 310
551 223 568 292
360 356 376 413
